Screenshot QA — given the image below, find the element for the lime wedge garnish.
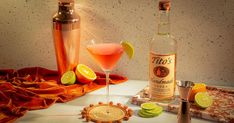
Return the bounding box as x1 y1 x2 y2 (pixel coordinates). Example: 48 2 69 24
121 41 134 59
61 71 76 85
195 92 213 108
141 102 157 110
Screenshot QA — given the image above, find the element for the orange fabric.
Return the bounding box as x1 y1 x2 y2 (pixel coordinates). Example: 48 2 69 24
0 67 127 122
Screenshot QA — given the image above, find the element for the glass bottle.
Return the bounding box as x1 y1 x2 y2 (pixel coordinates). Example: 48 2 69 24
52 0 80 76
149 0 177 102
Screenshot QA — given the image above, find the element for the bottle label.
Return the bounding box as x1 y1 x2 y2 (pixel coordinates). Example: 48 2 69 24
149 52 176 99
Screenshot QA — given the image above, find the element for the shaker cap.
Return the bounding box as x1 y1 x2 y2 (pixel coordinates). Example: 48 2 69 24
159 0 171 11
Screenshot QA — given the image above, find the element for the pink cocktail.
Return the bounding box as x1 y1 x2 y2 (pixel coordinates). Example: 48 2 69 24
87 43 124 71
87 41 124 115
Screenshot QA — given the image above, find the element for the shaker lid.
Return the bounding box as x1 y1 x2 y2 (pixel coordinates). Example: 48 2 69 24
159 0 171 11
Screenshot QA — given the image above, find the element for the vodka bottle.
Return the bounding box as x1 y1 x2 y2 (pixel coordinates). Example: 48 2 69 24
149 0 177 102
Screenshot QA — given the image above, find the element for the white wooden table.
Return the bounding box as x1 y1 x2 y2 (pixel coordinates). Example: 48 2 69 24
16 80 214 123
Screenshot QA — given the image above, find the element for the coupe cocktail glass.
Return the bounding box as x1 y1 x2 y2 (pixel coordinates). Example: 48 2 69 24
87 40 124 113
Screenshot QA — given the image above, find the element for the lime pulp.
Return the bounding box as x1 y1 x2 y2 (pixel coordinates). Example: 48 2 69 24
195 92 213 108
61 71 76 85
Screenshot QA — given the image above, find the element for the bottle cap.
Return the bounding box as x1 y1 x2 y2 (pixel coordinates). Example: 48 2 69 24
159 0 171 11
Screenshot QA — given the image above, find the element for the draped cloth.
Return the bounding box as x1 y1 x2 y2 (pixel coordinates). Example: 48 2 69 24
0 67 127 123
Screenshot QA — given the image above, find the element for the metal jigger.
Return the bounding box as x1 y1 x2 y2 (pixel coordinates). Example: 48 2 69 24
177 81 194 123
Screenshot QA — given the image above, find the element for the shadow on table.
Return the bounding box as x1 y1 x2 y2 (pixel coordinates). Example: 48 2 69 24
64 94 134 106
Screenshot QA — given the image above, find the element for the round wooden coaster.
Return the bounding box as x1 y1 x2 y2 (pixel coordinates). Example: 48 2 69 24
81 102 133 123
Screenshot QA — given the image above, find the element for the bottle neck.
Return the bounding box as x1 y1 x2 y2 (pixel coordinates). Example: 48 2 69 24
158 10 170 35
58 2 75 14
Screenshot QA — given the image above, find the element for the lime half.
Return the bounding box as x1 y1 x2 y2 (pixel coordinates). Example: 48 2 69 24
121 41 134 59
61 71 76 85
195 92 213 108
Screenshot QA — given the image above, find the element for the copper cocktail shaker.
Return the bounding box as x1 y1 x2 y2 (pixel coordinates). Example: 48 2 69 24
177 81 194 123
52 0 80 76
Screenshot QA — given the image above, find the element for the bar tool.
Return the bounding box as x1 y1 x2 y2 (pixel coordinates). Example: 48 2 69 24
177 81 194 123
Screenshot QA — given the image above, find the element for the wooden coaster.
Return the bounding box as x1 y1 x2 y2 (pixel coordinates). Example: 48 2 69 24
81 102 133 123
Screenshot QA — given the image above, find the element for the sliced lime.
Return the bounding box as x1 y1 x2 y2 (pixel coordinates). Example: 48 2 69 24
138 108 163 118
142 106 163 115
121 41 134 59
61 71 76 85
141 102 157 110
138 110 155 118
195 92 213 108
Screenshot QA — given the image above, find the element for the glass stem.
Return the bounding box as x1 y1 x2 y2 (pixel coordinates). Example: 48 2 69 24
105 71 110 104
